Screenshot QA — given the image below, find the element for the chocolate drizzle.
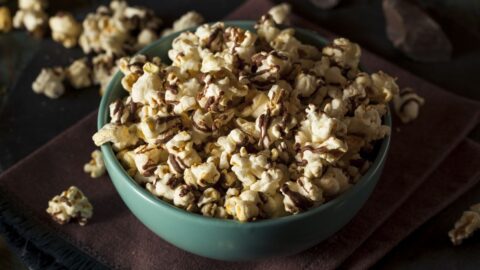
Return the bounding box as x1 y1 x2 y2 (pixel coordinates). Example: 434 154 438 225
280 184 313 210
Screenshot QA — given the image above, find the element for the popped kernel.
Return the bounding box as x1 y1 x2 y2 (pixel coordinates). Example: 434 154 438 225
46 186 93 226
32 67 65 99
0 6 12 33
49 12 82 48
449 203 480 246
393 87 425 123
161 11 204 37
66 58 93 89
84 150 106 178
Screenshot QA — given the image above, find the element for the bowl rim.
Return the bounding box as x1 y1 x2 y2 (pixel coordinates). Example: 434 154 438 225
98 20 391 228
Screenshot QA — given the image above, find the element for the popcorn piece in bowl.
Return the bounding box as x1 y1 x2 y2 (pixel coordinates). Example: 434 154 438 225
93 9 397 221
32 67 65 99
46 186 93 226
393 87 424 123
49 12 82 48
84 150 106 178
93 123 139 151
449 203 480 246
66 58 93 89
0 6 12 33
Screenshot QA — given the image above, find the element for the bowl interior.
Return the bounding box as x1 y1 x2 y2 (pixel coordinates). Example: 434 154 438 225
98 20 391 227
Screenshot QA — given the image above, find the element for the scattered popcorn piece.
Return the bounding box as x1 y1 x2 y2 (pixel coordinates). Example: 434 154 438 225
268 3 291 25
66 58 92 89
0 6 12 33
79 1 162 55
49 12 82 48
13 9 47 37
19 0 47 12
393 87 425 123
449 203 480 246
32 67 65 99
46 186 93 226
92 123 138 150
83 150 106 178
161 11 204 37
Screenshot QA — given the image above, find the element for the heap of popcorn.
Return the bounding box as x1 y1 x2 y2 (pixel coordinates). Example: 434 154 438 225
92 8 399 222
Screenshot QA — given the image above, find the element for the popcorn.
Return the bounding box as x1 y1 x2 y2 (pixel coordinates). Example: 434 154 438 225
19 0 47 11
95 9 398 221
146 165 179 200
83 150 106 178
316 167 351 197
161 11 204 37
66 58 92 89
165 131 201 173
345 104 390 143
369 71 399 103
184 161 220 188
92 53 117 95
393 87 425 123
225 190 261 222
49 12 82 48
92 123 138 150
13 9 47 37
132 144 167 177
268 3 291 25
0 6 12 33
46 186 93 226
449 203 480 246
230 148 269 187
281 177 323 214
32 67 65 99
322 38 361 71
79 1 162 55
173 184 196 211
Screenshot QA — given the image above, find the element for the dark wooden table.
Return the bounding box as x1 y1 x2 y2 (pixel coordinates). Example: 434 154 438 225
0 0 479 269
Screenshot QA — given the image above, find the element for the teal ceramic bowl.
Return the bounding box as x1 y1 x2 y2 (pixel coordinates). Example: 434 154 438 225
98 21 391 261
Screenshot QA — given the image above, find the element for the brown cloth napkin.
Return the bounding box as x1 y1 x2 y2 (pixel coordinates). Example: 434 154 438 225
1 1 480 269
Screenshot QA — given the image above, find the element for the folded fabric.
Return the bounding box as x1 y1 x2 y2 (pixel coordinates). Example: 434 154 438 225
0 0 479 269
342 139 480 269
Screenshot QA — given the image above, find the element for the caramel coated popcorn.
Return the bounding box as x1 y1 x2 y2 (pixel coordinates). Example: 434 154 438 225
449 203 480 246
0 6 12 33
46 186 93 226
93 5 398 222
84 150 106 178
